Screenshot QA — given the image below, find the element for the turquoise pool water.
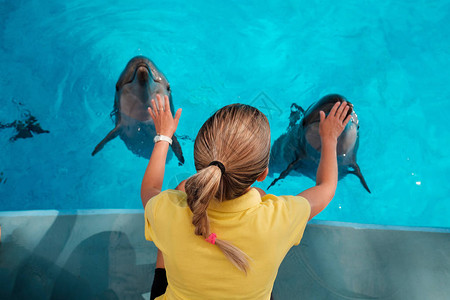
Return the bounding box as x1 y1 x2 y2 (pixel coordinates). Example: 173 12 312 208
1 0 449 228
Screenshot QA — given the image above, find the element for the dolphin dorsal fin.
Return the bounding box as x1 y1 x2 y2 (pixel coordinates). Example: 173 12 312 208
288 103 305 129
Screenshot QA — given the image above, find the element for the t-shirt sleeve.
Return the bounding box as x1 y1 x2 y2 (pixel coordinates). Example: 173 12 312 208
144 190 186 251
263 194 311 246
144 193 161 242
284 196 311 245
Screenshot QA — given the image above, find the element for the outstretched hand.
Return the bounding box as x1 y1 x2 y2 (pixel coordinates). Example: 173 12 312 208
319 101 351 141
148 94 182 138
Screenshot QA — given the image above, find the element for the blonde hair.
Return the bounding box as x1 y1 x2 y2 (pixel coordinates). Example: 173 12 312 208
185 104 271 273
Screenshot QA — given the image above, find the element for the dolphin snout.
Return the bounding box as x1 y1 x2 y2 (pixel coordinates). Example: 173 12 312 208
136 66 149 82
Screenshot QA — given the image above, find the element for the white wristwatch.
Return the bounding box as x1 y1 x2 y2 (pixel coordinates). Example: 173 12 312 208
154 134 173 145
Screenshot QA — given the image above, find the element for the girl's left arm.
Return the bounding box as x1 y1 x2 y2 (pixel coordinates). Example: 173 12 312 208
140 94 182 208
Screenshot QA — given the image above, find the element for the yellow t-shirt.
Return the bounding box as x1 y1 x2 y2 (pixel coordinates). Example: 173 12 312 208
144 188 310 300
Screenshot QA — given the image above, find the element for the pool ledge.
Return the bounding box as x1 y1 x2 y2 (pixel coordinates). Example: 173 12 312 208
0 210 449 299
1 208 448 232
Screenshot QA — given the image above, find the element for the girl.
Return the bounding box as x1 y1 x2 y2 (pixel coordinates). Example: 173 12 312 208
141 95 351 300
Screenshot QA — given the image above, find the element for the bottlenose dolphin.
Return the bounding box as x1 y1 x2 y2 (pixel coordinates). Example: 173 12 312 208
92 56 184 164
268 94 370 193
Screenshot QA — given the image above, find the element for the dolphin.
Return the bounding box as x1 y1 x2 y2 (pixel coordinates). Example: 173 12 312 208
0 113 49 142
268 94 370 193
92 56 184 164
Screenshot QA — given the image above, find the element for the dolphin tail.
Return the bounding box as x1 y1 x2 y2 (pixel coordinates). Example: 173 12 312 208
348 163 371 193
171 135 185 165
91 126 121 156
268 157 303 189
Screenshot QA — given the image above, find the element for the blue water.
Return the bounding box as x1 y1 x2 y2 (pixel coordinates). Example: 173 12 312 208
1 0 449 228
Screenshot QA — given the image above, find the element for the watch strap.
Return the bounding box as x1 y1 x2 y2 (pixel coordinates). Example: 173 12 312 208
154 134 173 145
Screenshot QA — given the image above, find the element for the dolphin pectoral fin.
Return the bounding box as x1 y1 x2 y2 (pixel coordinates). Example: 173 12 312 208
268 157 303 189
91 126 121 156
171 135 185 165
349 163 371 193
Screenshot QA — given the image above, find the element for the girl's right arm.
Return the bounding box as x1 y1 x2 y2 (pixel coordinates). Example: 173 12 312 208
298 101 351 221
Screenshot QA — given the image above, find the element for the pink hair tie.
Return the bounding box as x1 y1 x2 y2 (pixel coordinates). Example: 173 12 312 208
205 233 217 245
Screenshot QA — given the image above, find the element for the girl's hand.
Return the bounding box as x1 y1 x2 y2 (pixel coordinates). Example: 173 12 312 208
319 101 351 142
148 94 182 138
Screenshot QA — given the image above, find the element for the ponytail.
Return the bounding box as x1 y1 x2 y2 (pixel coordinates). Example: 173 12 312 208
185 104 270 273
185 164 250 273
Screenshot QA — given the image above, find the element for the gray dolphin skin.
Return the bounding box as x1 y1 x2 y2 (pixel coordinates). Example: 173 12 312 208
268 94 370 193
92 56 184 164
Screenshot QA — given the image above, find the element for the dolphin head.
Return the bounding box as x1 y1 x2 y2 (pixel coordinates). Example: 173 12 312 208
114 56 171 122
303 94 359 156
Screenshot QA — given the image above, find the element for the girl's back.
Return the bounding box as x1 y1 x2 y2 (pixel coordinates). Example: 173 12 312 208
145 188 310 299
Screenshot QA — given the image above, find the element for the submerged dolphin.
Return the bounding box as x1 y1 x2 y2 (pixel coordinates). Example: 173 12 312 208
268 94 370 193
0 113 49 142
92 56 184 164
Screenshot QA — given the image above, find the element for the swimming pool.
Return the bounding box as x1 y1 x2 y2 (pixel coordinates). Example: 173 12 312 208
1 0 449 229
